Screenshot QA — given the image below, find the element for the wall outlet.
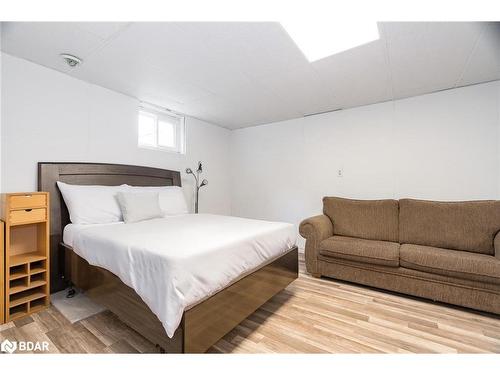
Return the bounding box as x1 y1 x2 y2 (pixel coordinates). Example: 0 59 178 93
337 169 343 177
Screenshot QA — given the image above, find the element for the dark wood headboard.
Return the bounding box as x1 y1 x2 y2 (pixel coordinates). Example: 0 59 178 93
37 162 182 292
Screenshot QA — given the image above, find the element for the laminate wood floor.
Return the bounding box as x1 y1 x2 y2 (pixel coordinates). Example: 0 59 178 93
1 254 499 353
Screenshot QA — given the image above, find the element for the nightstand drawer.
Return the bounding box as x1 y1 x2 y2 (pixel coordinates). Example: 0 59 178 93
10 208 47 225
9 194 47 209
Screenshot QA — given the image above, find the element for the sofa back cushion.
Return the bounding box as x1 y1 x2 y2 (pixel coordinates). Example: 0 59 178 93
323 197 399 242
399 199 500 255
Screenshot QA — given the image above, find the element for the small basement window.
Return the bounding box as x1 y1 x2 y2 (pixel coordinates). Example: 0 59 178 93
138 106 186 154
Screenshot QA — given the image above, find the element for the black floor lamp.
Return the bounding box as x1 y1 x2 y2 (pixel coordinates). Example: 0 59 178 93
185 161 208 214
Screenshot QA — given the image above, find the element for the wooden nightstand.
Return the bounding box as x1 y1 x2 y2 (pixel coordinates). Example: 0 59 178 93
1 192 50 322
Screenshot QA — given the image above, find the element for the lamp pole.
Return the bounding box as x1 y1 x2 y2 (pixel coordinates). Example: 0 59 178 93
186 161 208 214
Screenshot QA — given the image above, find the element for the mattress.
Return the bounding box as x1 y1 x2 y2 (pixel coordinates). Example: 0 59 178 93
63 214 296 338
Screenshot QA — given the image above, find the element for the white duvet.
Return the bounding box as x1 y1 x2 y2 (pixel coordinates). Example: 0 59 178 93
63 214 296 337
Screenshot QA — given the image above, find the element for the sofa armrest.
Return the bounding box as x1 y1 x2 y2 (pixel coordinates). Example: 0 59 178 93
495 231 500 259
299 214 334 275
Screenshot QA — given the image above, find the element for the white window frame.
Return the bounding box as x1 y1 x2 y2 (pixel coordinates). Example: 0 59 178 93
138 105 186 154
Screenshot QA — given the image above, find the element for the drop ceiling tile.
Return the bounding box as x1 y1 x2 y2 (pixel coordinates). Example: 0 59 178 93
73 22 131 40
1 22 106 70
102 23 252 99
171 22 310 96
384 22 484 98
75 53 212 107
138 94 187 115
459 22 500 86
179 22 309 79
135 71 213 104
311 39 393 109
73 25 214 103
96 23 206 76
250 64 340 116
187 68 257 98
183 94 234 124
186 86 303 129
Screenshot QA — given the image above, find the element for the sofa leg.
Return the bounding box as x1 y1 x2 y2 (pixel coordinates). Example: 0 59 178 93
311 273 322 278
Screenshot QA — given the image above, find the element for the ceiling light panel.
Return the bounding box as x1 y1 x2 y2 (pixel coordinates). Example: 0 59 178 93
281 20 380 62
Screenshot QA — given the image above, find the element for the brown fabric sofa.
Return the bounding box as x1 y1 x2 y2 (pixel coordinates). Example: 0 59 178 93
299 197 500 315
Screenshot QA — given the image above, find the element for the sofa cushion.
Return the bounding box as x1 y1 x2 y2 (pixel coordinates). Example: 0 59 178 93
400 244 500 285
399 199 500 255
319 235 400 267
323 197 399 242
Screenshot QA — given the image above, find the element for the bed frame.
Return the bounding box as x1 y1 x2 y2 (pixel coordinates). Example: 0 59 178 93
38 162 298 353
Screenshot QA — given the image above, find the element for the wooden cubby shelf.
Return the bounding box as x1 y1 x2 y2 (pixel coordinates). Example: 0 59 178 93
30 297 47 313
9 304 28 321
9 264 29 280
10 252 47 266
1 192 50 322
30 267 46 276
10 290 47 308
9 279 47 295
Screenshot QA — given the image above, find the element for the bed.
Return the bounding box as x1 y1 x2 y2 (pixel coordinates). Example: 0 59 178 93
38 162 298 353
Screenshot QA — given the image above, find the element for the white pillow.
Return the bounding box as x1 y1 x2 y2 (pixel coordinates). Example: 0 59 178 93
116 192 163 223
57 182 127 224
125 185 189 216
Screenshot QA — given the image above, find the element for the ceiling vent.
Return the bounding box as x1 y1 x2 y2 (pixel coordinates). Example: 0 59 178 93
60 53 83 67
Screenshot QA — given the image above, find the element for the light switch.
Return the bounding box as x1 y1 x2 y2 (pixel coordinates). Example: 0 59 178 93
337 169 343 177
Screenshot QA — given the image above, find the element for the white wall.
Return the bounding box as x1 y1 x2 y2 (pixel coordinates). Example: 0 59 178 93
1 53 231 215
2 52 500 242
230 81 500 247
